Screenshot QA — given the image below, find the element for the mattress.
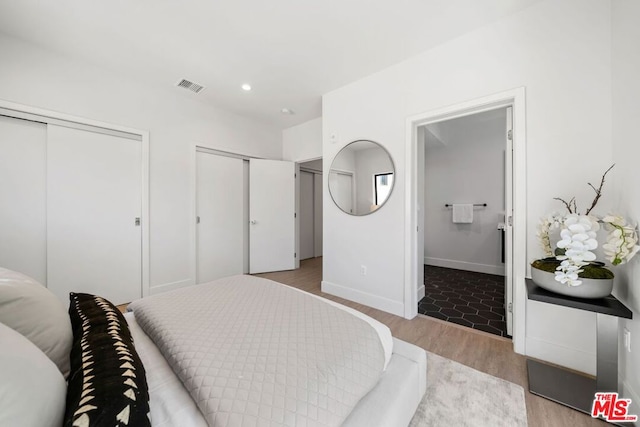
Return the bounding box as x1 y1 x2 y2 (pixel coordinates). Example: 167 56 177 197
128 275 389 426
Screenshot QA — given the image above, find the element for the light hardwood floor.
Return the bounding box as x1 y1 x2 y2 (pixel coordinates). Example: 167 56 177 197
257 257 607 427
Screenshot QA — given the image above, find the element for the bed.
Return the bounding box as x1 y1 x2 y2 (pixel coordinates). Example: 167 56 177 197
0 268 426 427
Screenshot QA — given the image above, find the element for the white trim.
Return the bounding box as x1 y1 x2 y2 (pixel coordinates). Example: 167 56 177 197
417 285 425 301
0 107 142 141
296 155 323 163
404 88 527 355
196 145 256 161
424 257 505 276
0 98 151 299
321 280 405 317
149 279 193 295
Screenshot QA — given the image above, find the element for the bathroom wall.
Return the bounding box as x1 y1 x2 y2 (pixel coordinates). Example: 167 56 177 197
354 146 394 214
424 109 506 275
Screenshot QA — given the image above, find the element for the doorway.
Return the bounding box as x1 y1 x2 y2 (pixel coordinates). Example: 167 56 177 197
298 159 323 260
418 108 511 337
405 88 526 352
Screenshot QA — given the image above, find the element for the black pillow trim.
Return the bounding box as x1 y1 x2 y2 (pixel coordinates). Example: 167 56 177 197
65 293 150 427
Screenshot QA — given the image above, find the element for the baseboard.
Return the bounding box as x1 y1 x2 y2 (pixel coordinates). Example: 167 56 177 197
149 278 193 295
417 285 425 301
424 257 505 276
321 280 404 317
525 336 595 376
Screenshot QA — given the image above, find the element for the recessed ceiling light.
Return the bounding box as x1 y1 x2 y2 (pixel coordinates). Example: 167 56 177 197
281 108 295 115
241 84 252 91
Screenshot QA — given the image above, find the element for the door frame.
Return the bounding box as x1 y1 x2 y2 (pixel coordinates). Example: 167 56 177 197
0 98 150 297
404 88 527 354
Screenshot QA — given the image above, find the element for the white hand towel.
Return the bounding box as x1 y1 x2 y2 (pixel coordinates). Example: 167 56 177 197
452 204 473 223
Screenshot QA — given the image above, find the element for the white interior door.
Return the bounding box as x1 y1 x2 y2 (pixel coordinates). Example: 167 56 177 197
249 159 296 274
299 171 315 260
329 171 354 214
196 151 244 283
0 116 47 284
505 107 514 336
46 124 142 306
242 160 250 274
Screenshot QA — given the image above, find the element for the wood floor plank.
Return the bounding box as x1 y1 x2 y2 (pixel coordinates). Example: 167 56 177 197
257 257 606 427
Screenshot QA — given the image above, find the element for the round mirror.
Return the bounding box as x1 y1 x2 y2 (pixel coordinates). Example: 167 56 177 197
328 140 395 215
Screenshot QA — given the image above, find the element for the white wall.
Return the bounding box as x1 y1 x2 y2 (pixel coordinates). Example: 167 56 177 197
424 110 506 276
0 35 282 293
612 0 640 415
322 0 613 373
282 117 322 162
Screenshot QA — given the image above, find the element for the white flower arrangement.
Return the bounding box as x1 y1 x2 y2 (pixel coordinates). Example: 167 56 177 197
601 215 640 266
535 165 640 287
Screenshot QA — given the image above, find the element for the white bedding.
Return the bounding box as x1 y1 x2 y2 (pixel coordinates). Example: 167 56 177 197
127 275 394 426
125 311 208 427
125 316 427 427
284 285 393 370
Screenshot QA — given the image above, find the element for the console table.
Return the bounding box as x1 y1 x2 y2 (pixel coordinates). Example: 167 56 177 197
525 279 633 416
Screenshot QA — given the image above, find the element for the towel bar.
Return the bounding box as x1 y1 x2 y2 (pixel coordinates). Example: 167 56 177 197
444 203 487 207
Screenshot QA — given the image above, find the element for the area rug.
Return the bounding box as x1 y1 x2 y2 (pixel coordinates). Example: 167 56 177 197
409 352 528 426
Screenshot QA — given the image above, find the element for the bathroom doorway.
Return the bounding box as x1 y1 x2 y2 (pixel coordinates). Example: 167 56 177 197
418 107 513 337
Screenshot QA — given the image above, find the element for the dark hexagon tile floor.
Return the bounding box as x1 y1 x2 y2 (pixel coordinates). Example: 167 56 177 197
418 265 509 338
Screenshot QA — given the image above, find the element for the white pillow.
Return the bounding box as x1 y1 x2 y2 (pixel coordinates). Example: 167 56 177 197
0 267 73 377
0 321 67 427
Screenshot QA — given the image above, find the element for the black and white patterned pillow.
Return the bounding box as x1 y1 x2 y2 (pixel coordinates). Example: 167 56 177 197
65 293 150 427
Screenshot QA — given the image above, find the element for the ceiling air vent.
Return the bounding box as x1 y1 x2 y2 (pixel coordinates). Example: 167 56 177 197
176 79 205 94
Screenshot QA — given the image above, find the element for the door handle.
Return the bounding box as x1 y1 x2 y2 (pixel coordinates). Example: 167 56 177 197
135 217 141 226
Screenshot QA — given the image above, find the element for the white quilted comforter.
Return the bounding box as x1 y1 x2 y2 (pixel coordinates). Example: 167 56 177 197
128 275 385 427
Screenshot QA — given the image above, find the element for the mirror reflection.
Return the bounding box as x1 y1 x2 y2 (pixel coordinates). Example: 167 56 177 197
328 140 395 215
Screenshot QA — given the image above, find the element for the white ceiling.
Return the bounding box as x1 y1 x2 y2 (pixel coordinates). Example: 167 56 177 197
0 0 539 129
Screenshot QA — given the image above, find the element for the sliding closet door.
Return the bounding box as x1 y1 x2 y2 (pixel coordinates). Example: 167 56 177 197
46 124 142 305
299 171 315 260
0 116 47 284
196 151 244 284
